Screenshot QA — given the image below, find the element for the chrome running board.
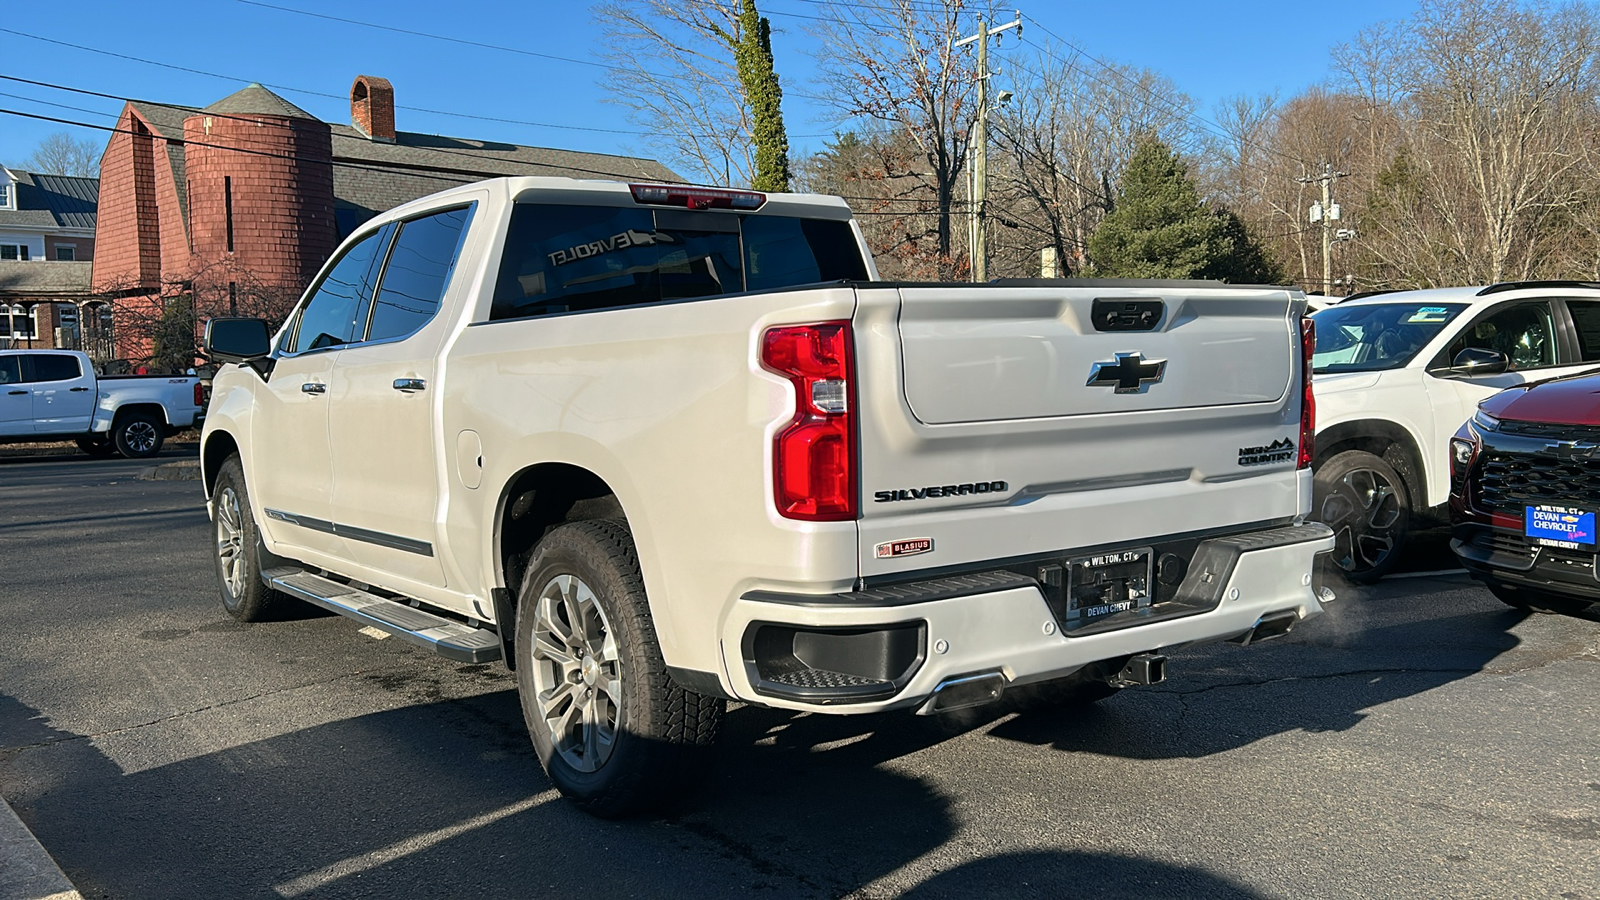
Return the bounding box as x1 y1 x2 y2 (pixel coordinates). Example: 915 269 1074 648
266 568 501 663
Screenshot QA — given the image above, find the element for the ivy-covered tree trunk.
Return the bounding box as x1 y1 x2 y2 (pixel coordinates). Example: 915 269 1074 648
733 0 791 192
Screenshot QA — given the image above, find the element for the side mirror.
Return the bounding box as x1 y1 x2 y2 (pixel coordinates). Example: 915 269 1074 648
1446 347 1509 377
203 317 270 364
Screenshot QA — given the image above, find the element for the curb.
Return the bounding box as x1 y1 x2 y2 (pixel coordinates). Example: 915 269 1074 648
139 459 202 481
0 796 80 900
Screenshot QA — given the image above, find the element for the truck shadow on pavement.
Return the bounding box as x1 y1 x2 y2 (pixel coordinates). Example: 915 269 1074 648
0 580 1528 900
0 687 1267 900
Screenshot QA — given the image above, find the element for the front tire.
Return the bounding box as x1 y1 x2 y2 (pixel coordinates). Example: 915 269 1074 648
113 411 165 459
515 520 723 818
212 455 293 622
1313 449 1410 583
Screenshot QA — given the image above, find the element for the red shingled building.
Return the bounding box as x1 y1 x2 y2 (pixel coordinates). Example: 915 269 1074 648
93 76 678 366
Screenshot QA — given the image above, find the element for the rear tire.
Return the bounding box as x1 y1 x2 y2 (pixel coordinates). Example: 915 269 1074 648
75 435 117 458
113 411 165 459
1487 582 1592 616
515 519 723 818
212 455 293 622
1313 449 1410 583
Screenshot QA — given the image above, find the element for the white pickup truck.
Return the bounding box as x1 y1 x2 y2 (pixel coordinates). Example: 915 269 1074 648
0 349 205 458
200 177 1334 816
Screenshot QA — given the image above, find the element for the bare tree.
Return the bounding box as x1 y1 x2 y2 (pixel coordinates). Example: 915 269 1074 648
810 0 998 280
16 132 101 177
594 0 757 186
99 259 299 371
1339 0 1600 286
990 45 1197 275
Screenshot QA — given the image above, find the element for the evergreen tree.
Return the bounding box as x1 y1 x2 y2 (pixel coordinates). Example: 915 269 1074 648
731 0 791 192
1089 138 1282 283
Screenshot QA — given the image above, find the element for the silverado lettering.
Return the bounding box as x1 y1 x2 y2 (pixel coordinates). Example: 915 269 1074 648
874 481 1009 503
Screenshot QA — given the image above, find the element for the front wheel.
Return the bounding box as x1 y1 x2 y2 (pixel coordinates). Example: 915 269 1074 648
212 455 293 621
113 411 165 459
515 520 723 818
1313 449 1410 583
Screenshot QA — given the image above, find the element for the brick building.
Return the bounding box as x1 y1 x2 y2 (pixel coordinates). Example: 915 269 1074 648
93 76 679 365
0 167 102 354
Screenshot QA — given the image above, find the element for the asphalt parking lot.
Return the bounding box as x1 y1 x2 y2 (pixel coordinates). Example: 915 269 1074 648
1 451 1597 899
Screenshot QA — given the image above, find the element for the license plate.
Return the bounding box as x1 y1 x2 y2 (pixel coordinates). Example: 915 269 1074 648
1524 504 1597 550
1065 547 1153 622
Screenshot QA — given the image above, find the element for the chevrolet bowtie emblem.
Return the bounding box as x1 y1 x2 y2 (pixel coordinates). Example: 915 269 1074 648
1547 440 1599 461
1087 352 1167 394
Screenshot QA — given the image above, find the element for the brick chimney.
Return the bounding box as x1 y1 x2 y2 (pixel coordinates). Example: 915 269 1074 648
350 75 396 142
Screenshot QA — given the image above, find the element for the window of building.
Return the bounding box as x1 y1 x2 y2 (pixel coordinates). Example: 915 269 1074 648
54 245 75 261
225 175 235 253
0 244 31 261
0 181 9 208
6 305 35 338
365 205 473 343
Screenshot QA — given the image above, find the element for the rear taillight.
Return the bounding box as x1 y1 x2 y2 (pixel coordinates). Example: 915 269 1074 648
1298 317 1315 469
629 183 766 210
194 381 206 409
761 322 857 521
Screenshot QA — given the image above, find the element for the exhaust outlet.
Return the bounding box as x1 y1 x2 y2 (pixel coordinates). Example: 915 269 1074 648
1110 653 1166 687
919 671 1006 714
1233 609 1298 646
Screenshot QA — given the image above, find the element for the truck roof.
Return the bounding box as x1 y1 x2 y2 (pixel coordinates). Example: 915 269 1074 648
379 176 856 225
1331 281 1600 308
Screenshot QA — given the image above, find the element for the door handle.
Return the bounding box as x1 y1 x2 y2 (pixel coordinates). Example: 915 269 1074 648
69 386 89 392
393 378 426 393
301 383 327 395
6 390 23 395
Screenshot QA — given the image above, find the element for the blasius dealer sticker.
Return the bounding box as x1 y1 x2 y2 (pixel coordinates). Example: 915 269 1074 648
1238 438 1295 466
875 538 933 559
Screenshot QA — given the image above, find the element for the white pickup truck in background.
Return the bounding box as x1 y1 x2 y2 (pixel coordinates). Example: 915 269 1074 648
200 177 1334 817
0 349 205 458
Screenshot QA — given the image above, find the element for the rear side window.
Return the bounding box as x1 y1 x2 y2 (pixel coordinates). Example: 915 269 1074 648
367 206 473 343
287 229 387 354
743 215 868 291
490 203 866 321
29 354 81 382
1567 300 1600 360
0 357 18 385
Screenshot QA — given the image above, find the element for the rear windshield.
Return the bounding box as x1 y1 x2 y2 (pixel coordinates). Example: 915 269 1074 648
1311 302 1468 374
490 203 868 321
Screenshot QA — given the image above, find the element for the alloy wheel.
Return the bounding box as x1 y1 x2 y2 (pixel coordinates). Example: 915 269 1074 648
1320 466 1403 574
125 421 159 454
530 573 622 773
215 485 247 598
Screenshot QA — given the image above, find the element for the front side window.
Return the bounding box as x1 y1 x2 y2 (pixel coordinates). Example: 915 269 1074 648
1443 301 1557 370
0 357 19 384
286 229 386 355
366 205 473 343
30 354 80 382
1311 302 1467 373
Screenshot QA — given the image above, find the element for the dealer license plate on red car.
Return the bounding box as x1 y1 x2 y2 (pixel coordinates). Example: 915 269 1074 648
1524 505 1597 550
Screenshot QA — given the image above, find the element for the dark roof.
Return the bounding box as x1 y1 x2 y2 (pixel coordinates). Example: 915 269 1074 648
203 84 317 120
328 125 682 222
0 260 93 297
119 87 681 235
0 170 98 230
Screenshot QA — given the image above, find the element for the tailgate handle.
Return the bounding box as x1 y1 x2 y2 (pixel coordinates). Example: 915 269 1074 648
1092 299 1165 332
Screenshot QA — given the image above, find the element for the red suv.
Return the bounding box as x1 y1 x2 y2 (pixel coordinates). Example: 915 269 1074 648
1450 371 1600 615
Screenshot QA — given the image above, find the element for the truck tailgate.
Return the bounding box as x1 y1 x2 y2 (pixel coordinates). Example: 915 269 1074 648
853 283 1308 578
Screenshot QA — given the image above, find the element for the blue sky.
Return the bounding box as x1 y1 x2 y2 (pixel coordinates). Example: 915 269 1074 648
0 0 1417 175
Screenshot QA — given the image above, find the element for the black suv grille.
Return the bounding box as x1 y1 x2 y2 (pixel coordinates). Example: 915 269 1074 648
1478 450 1600 515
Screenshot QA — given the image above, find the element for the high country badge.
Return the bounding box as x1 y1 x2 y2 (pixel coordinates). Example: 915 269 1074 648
1238 438 1295 466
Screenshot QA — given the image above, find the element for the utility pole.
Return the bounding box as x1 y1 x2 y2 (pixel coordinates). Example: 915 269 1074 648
1299 163 1350 296
954 11 1021 283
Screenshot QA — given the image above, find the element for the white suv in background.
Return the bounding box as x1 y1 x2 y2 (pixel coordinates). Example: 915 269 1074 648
1310 281 1600 580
